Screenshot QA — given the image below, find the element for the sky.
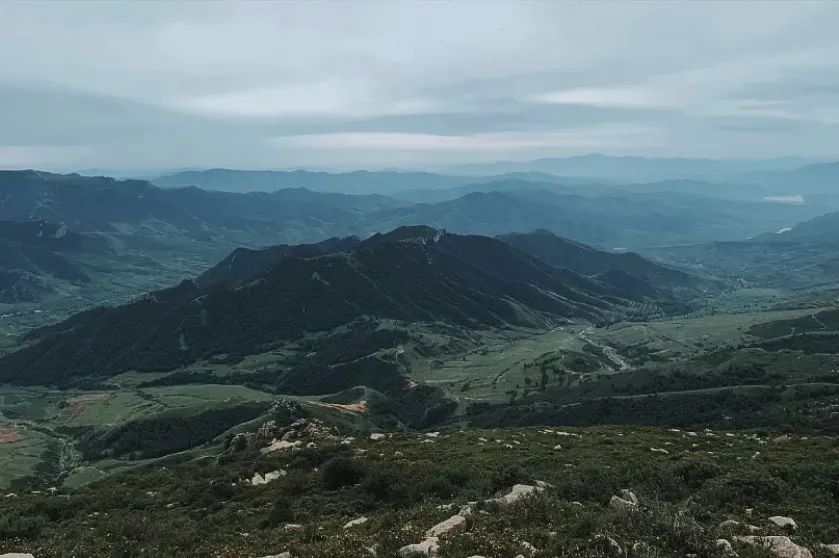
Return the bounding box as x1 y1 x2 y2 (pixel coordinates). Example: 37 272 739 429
2 1 839 172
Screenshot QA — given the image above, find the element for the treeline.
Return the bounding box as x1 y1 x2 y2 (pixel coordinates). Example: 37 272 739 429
77 401 271 460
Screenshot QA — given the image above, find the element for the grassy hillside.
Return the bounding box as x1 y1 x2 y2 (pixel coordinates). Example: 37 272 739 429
1 424 837 557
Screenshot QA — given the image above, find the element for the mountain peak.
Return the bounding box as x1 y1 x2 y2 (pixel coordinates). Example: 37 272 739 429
364 225 445 245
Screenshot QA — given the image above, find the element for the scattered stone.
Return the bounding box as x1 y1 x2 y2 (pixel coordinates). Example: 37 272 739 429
284 523 303 531
769 516 797 530
258 554 291 558
650 447 669 454
0 554 36 558
534 480 553 489
772 435 791 444
719 520 741 530
344 517 368 529
735 536 812 558
394 451 404 457
819 544 839 556
553 444 562 450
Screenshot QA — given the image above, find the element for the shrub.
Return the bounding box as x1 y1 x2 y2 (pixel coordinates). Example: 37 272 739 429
322 456 365 489
262 498 295 528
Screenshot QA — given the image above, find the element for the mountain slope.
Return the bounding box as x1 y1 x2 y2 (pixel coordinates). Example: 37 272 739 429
499 229 706 291
0 227 651 385
0 220 103 302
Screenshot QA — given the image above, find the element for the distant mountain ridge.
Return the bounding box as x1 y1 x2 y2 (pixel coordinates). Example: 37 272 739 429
150 168 475 195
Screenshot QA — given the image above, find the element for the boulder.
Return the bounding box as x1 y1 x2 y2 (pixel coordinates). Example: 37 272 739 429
370 433 386 441
344 517 368 529
491 484 544 505
426 514 468 538
0 554 36 558
819 544 839 556
769 516 797 530
735 536 812 558
258 554 291 558
398 538 440 557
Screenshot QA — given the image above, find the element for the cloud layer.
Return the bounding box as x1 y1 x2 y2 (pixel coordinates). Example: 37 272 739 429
1 2 839 171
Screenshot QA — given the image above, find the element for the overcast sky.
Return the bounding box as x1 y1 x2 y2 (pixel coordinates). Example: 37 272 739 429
2 1 839 172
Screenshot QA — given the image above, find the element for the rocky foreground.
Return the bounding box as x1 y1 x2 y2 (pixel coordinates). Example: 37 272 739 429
1 420 838 557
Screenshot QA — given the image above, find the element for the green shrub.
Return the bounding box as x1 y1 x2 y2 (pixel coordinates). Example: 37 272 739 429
322 456 365 489
262 498 295 528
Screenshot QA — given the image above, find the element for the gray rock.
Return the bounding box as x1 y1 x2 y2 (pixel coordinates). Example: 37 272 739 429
734 536 812 558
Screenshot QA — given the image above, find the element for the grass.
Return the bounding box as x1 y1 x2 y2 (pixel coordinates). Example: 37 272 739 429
0 424 58 489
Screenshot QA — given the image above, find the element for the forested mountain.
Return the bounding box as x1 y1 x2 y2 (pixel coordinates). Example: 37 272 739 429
0 227 659 385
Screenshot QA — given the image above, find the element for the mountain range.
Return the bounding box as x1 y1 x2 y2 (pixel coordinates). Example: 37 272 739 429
0 226 682 386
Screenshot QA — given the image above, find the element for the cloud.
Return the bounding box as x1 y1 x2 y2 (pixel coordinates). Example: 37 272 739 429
175 80 442 119
2 2 839 169
267 124 666 152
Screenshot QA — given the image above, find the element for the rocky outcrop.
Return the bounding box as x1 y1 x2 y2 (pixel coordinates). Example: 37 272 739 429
229 409 337 454
735 536 812 558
